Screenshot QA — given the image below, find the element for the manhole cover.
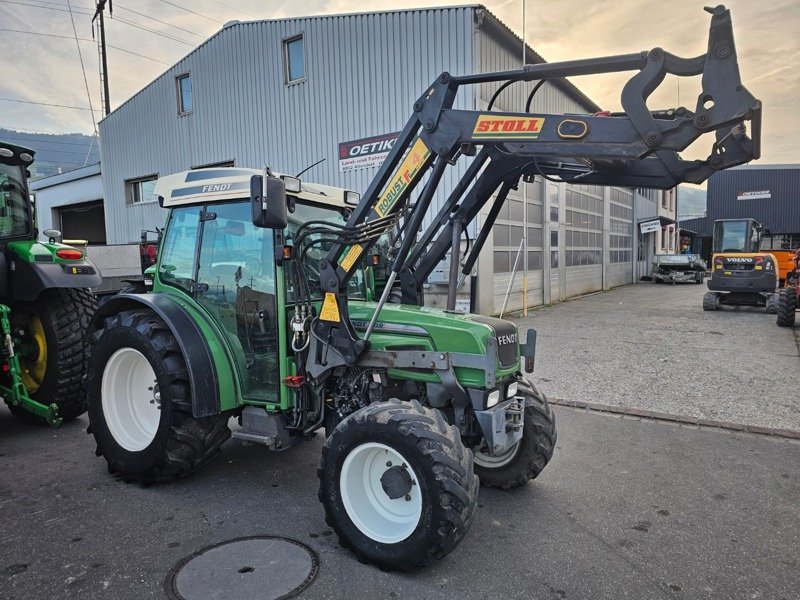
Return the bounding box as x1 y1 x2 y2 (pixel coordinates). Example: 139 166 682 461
168 536 319 600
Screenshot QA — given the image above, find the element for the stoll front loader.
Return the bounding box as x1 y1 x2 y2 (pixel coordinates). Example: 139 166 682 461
0 142 100 426
86 6 759 570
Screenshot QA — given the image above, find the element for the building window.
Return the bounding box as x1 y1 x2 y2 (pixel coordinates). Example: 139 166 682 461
284 34 305 83
126 176 158 205
176 73 193 115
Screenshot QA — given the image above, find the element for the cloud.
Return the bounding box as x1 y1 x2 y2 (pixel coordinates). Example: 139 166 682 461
0 0 793 166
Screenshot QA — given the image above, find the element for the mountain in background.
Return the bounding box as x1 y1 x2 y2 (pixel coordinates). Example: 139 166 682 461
678 185 706 218
0 129 100 180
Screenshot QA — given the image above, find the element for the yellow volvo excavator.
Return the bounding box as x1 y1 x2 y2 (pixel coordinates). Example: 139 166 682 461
703 218 794 312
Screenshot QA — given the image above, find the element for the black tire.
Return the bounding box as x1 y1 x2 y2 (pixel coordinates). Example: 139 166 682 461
6 288 96 423
776 287 797 327
654 277 663 284
703 291 720 311
765 292 779 314
473 378 557 490
318 399 478 571
695 272 705 284
86 309 230 483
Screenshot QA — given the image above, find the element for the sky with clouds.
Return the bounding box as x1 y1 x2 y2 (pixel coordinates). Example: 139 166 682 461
0 0 796 166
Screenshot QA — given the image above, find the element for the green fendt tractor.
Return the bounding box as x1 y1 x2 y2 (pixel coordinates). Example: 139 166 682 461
0 142 100 426
85 6 759 570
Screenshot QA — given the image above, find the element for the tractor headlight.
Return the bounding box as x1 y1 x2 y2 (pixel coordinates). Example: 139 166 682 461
486 389 501 408
507 382 518 399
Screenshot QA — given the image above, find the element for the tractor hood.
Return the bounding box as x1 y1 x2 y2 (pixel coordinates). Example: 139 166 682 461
347 302 520 387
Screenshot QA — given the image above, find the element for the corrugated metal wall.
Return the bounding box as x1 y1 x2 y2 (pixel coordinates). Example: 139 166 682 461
472 10 635 312
99 7 476 243
707 166 800 234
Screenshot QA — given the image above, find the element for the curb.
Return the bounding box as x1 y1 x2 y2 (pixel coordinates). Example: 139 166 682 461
548 397 800 441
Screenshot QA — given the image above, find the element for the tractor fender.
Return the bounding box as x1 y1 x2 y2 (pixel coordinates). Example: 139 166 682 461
9 257 103 302
88 293 220 418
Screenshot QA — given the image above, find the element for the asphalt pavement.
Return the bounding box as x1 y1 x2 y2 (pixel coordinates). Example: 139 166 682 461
512 282 800 432
1 405 798 600
1 282 799 600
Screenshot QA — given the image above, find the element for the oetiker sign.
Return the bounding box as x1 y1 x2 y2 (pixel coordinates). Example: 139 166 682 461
338 132 399 172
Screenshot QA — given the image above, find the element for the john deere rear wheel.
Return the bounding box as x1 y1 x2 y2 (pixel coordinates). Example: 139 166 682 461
6 288 96 423
472 378 557 490
86 309 230 483
776 287 796 327
318 399 478 571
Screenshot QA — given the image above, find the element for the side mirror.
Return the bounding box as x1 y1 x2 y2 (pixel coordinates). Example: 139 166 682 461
250 175 288 229
43 228 62 243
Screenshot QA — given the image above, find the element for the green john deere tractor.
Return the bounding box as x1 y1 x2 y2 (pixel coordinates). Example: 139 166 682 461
0 142 100 426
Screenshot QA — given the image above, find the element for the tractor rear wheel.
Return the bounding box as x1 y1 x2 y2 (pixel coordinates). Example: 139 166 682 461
776 287 797 327
6 288 96 424
318 399 478 571
472 378 557 490
86 309 230 483
765 293 779 314
703 291 720 311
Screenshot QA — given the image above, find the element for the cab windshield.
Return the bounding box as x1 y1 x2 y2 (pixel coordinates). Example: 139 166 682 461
0 162 32 238
713 220 758 253
286 200 368 301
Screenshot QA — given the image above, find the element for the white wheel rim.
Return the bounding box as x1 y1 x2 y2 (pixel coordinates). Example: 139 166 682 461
339 442 422 544
101 348 161 452
473 439 521 469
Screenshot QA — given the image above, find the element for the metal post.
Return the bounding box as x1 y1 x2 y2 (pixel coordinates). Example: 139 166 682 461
521 0 529 316
500 237 525 319
446 218 463 310
93 0 112 116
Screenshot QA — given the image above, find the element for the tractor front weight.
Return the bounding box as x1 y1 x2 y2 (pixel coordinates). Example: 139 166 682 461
0 305 62 428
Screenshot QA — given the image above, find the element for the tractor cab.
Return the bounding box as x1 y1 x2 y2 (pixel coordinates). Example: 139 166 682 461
150 169 371 405
0 148 35 244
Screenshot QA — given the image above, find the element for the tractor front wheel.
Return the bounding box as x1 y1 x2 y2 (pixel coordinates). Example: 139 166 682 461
472 378 557 490
776 286 797 327
318 399 478 571
86 309 230 483
6 288 96 423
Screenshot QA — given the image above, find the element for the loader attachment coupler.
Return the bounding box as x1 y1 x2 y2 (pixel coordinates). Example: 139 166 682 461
306 4 760 370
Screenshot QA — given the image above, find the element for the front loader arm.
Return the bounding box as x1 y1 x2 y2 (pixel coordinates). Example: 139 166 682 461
308 4 760 369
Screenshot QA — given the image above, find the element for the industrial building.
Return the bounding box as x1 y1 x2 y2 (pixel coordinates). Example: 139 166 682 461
682 165 800 261
30 5 677 314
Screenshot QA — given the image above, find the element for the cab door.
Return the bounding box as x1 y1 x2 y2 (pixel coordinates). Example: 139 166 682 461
193 200 278 402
